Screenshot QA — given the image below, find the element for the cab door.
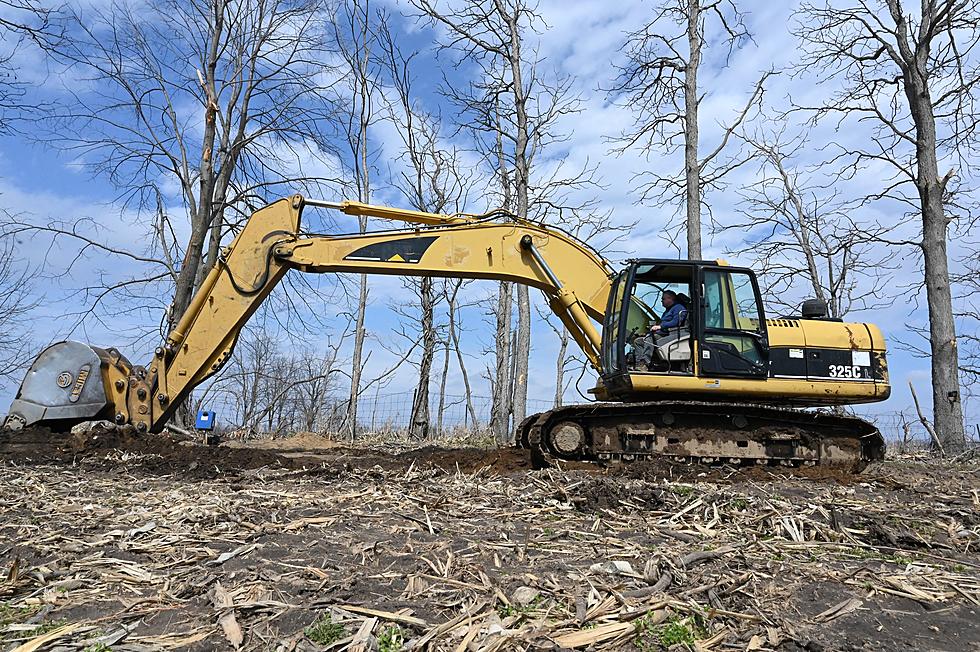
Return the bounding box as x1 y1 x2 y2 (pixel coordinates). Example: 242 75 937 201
600 270 629 375
698 267 770 378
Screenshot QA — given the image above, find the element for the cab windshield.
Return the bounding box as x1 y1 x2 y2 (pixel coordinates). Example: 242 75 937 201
623 264 694 375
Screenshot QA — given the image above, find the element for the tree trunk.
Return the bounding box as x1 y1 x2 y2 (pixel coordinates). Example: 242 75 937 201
202 210 224 278
437 337 450 436
410 276 435 438
503 2 531 436
170 218 210 330
554 328 568 408
173 6 222 326
684 0 702 260
169 214 211 428
512 286 530 430
348 271 368 440
447 280 478 428
916 139 966 452
491 281 513 442
903 49 967 452
345 1 374 442
489 87 516 443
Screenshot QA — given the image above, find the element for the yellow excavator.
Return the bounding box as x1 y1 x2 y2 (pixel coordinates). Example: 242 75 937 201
3 195 890 468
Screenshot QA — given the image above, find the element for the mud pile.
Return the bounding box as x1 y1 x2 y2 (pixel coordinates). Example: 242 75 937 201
0 424 542 479
0 424 319 478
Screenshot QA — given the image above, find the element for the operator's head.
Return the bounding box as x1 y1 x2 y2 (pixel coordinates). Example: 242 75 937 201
662 290 677 308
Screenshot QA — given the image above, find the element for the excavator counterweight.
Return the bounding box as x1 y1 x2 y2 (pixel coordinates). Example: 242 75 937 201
3 195 890 470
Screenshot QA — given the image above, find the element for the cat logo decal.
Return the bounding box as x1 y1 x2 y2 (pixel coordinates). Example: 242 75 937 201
344 236 438 264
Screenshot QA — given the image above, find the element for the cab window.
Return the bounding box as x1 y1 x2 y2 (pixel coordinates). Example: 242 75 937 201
623 264 694 375
704 270 763 333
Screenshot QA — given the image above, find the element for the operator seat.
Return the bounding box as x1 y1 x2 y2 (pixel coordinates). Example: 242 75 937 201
654 330 692 362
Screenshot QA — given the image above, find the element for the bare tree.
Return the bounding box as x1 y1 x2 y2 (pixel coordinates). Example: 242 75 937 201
332 0 383 440
412 0 603 441
202 323 342 435
730 125 893 318
39 0 341 333
535 305 571 408
221 329 282 431
0 236 37 383
795 0 980 451
0 0 55 133
437 278 478 433
490 109 515 443
294 345 341 432
410 0 537 442
378 16 472 438
609 0 765 259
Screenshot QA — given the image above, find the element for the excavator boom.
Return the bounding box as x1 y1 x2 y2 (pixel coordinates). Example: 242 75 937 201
5 195 614 432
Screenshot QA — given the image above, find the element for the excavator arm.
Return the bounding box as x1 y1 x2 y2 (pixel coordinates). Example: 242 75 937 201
5 195 616 433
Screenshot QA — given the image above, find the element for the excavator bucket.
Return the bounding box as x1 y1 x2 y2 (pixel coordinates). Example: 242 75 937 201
3 341 130 431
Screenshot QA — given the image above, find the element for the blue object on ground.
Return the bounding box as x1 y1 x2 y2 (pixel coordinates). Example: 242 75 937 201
195 410 217 431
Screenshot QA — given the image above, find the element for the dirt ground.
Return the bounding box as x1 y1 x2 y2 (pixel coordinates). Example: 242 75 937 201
1 426 978 652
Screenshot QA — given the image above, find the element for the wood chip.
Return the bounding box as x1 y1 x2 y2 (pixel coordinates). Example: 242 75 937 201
218 611 244 649
813 598 863 623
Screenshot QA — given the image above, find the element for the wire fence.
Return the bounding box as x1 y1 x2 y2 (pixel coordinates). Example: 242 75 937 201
190 386 980 449
193 388 555 439
870 409 980 451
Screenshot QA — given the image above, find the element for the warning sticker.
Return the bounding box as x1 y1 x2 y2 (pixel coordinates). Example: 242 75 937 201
852 351 871 367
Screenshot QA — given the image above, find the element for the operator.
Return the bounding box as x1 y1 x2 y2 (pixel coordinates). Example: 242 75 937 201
633 290 689 370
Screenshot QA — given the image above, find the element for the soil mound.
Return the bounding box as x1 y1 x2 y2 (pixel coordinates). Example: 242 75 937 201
0 425 539 478
0 424 316 478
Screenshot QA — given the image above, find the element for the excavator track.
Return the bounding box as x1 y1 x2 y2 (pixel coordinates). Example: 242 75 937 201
517 401 885 472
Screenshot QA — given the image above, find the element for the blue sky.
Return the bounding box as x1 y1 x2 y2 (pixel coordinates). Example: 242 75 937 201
0 0 977 435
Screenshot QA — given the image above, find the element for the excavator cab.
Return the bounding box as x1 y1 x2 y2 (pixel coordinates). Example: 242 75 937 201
601 260 771 397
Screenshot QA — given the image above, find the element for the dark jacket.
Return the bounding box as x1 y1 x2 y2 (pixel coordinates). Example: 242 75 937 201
660 302 688 330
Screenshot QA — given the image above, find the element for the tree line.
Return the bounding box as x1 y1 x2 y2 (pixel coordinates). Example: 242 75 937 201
0 0 976 451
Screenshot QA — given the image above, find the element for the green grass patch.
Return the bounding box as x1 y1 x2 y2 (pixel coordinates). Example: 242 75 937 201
377 624 404 652
305 613 347 645
669 484 695 497
496 596 544 619
634 613 707 651
83 644 113 652
0 603 40 628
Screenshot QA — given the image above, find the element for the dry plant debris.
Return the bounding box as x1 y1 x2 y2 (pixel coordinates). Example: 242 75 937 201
1 429 978 651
